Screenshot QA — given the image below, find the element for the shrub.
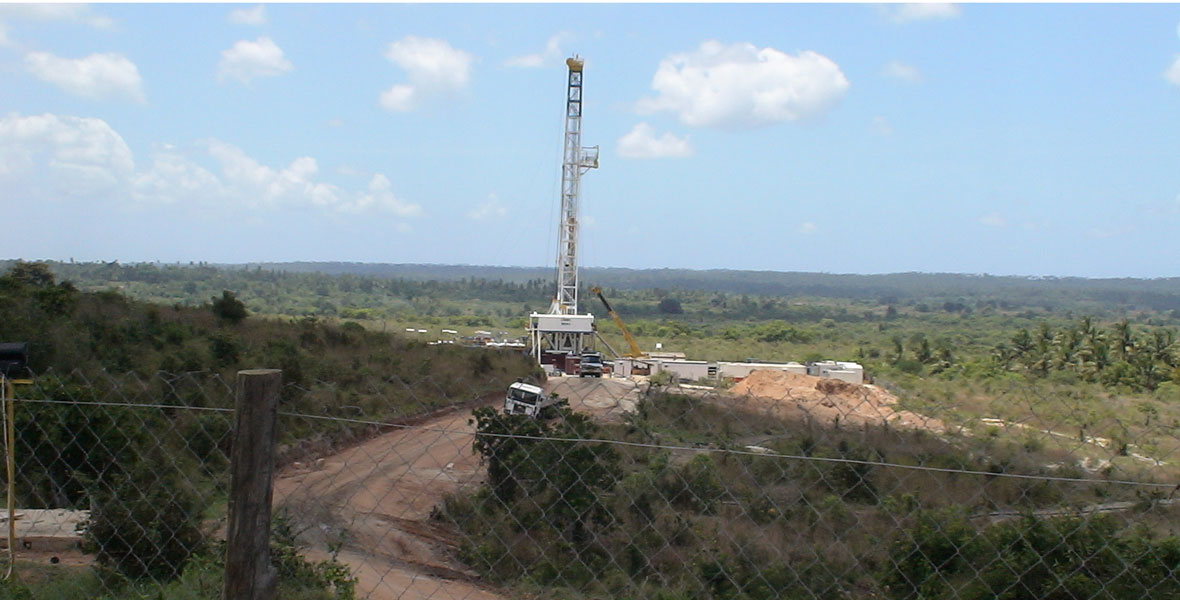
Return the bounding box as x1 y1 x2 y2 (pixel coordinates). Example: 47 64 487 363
211 290 248 324
84 447 208 581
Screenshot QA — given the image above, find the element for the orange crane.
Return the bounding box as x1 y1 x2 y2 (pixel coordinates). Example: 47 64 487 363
590 286 646 358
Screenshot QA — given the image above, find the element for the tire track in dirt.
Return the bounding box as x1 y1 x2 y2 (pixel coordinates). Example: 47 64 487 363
272 377 647 600
273 400 503 600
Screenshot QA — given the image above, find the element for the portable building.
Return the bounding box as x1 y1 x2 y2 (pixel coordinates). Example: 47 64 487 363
716 361 807 380
807 361 864 384
652 359 713 382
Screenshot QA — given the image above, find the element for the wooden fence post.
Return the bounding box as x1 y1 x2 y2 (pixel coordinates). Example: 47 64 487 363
223 369 282 600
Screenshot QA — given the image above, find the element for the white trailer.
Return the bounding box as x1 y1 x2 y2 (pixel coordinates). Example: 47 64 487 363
717 361 807 380
807 361 865 384
652 359 713 382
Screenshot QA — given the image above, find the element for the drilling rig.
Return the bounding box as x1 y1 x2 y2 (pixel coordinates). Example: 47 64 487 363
528 56 600 364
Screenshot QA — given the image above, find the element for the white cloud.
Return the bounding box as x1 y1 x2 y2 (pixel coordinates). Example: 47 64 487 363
636 40 850 129
882 60 922 83
798 222 818 235
882 3 962 24
1165 56 1180 87
379 85 416 112
380 36 474 111
132 148 222 205
0 22 11 46
217 37 293 84
228 5 266 26
468 193 507 220
343 174 423 216
0 112 423 220
871 116 894 137
0 4 115 29
0 113 134 194
207 139 342 209
25 52 145 103
617 123 694 159
504 32 571 68
979 213 1007 227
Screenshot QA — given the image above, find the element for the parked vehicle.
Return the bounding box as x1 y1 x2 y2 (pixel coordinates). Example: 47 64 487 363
579 352 604 377
504 380 557 418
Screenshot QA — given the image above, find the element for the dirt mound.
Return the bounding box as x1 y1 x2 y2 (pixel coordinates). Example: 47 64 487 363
730 370 943 432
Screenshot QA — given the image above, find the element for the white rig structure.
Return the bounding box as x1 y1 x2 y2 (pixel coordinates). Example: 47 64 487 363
529 56 600 362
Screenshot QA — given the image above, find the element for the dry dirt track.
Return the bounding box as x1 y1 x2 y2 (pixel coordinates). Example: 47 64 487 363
271 376 645 600
273 407 501 600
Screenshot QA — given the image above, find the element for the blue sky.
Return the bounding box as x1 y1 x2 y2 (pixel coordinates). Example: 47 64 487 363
2 3 1180 278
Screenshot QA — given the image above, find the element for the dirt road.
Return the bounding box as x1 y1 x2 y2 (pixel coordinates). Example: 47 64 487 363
272 375 646 600
273 407 500 600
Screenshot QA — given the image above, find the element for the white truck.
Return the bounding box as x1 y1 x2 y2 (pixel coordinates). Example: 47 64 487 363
504 380 559 418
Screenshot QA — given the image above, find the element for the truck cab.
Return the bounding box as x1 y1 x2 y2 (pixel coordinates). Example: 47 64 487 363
579 352 604 377
505 381 556 417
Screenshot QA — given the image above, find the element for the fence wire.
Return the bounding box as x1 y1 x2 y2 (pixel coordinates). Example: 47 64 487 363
3 368 1180 600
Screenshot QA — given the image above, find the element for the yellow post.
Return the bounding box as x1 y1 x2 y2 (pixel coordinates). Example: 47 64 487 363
2 376 12 579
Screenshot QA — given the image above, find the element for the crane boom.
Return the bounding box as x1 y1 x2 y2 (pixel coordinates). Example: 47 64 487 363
591 286 645 358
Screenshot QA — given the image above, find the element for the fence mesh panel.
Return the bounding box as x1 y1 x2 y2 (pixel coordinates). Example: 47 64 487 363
3 368 1179 599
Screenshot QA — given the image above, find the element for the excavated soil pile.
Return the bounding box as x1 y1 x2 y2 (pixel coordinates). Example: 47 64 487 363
730 370 944 432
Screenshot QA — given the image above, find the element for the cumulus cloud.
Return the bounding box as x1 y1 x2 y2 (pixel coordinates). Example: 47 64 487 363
617 123 694 159
131 148 222 205
0 22 11 46
0 112 422 220
25 52 145 103
882 3 962 23
882 60 922 83
342 174 423 216
468 193 507 220
228 5 266 26
504 32 571 68
0 113 134 195
380 36 474 111
217 37 293 84
379 85 416 112
0 4 115 29
636 41 850 129
871 116 894 137
1165 56 1180 86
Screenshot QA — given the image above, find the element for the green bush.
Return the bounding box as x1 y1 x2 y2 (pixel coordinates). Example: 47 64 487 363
884 512 1180 600
84 448 208 581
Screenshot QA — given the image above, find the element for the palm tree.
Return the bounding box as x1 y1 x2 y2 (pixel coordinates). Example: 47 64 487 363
1113 319 1134 363
1149 329 1175 368
1031 322 1054 376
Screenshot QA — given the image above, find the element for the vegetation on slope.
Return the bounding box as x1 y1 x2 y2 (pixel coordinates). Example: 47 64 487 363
0 261 536 598
443 391 1180 600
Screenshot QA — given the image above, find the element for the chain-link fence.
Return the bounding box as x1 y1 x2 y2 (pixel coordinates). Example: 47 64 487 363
3 367 1179 599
